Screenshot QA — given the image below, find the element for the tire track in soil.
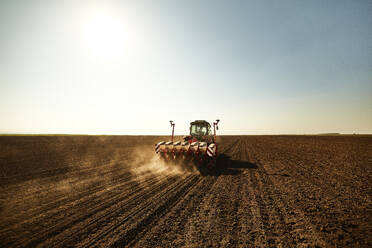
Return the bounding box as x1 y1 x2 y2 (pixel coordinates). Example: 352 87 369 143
233 138 256 247
0 168 147 225
50 175 192 247
3 173 178 247
91 175 201 248
0 150 137 220
259 172 326 247
234 138 323 247
220 138 245 247
231 139 271 247
245 138 294 247
129 140 238 247
0 168 134 231
179 137 244 247
245 138 326 247
247 138 355 245
236 171 254 247
187 140 243 247
1 146 168 245
135 176 219 248
250 170 292 247
121 139 242 248
126 137 243 248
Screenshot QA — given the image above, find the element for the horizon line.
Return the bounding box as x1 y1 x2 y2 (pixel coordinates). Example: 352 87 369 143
1 133 371 136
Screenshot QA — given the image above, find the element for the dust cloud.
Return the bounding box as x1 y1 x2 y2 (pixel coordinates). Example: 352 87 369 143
128 146 197 181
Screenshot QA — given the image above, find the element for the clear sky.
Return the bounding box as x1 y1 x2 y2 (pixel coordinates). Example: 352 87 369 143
0 0 371 135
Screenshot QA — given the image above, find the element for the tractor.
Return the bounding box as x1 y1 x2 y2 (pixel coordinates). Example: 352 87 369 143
155 119 220 168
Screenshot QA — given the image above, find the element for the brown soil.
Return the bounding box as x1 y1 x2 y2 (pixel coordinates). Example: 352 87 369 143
0 135 371 247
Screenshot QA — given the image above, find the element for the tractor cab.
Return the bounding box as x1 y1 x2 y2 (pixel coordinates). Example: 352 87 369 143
186 120 213 142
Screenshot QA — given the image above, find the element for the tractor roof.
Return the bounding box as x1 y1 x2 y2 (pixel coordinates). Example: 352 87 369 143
190 120 211 127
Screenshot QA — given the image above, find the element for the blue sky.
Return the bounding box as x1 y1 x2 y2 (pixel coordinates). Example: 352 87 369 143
0 0 371 134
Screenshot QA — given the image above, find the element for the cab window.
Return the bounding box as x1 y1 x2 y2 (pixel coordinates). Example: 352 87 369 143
191 125 208 136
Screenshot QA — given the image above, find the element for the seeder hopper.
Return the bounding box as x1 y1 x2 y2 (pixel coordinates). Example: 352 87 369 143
155 120 220 168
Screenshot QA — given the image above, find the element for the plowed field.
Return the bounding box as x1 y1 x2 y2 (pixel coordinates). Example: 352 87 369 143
0 135 371 247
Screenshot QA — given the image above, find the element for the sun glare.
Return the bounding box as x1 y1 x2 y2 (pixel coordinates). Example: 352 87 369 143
81 8 132 58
